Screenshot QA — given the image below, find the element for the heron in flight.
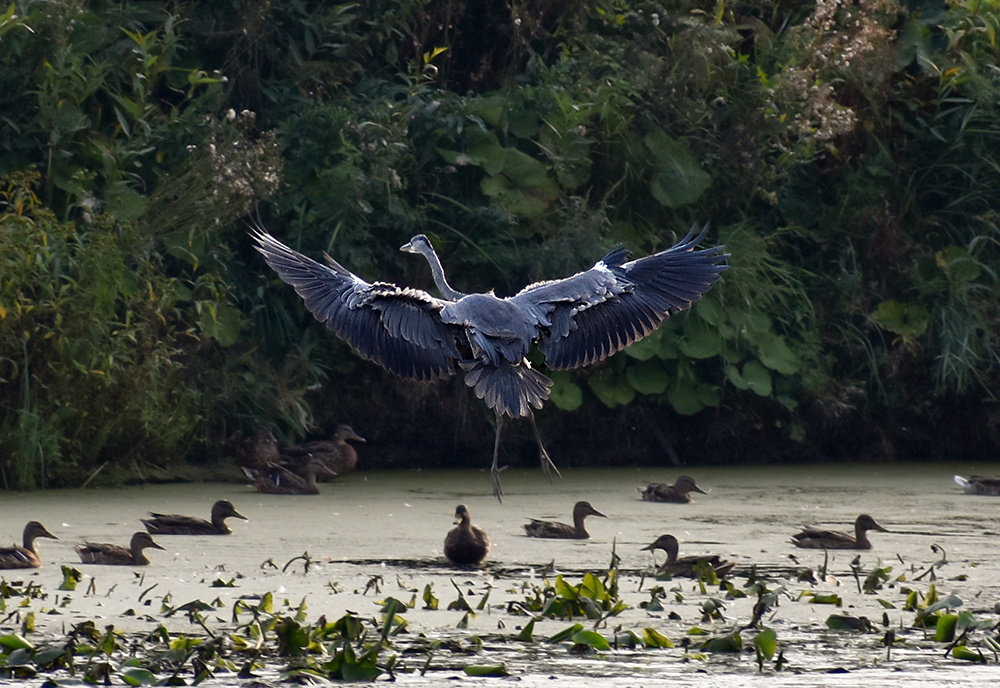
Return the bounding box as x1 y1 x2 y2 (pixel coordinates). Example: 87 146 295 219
251 226 727 500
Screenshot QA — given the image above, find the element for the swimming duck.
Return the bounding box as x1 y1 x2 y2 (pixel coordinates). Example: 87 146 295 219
954 475 1000 496
75 532 166 566
0 521 58 569
641 533 736 579
242 459 336 494
281 424 366 479
141 500 247 535
637 475 707 503
791 514 888 550
237 424 281 469
523 501 607 539
444 504 490 566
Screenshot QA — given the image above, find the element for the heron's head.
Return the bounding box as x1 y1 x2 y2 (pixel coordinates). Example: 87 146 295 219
400 235 432 255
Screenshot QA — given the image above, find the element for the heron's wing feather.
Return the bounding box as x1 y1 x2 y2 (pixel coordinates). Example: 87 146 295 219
513 226 728 370
251 229 460 382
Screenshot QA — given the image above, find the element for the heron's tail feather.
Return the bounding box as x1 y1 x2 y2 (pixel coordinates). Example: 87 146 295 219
460 360 552 418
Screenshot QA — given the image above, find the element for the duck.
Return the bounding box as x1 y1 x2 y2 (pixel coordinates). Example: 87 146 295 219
281 424 366 479
141 500 247 535
237 424 281 470
641 533 736 579
444 504 490 566
790 514 888 550
637 475 707 503
523 501 607 539
954 475 1000 496
242 459 335 495
75 532 166 566
0 521 58 569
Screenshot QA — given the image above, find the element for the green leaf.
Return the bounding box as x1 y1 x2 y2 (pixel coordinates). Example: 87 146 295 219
935 614 958 642
548 371 583 411
824 615 871 631
757 335 800 375
0 634 33 650
571 630 611 651
645 131 712 208
870 300 930 338
951 646 986 662
464 664 509 676
588 369 635 408
642 627 674 648
701 632 742 652
626 360 670 395
741 360 773 397
679 317 722 359
120 667 157 686
515 619 535 642
937 246 980 284
547 623 584 644
753 628 777 660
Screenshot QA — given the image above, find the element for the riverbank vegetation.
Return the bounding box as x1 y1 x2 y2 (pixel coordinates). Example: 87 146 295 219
1 0 999 488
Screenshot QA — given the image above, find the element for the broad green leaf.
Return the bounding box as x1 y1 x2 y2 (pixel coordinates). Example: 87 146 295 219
935 614 958 642
757 335 800 375
120 667 157 686
951 646 986 662
572 630 611 651
547 623 583 644
626 360 670 395
870 300 929 338
645 131 712 208
588 368 635 408
642 627 674 648
679 317 723 359
0 634 33 650
548 371 583 411
701 632 741 652
741 360 773 397
753 628 777 660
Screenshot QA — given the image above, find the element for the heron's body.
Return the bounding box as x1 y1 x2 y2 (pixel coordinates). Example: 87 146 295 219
791 514 888 550
141 500 247 535
252 227 727 499
0 522 57 569
523 501 606 539
955 475 1000 496
281 425 366 478
642 534 735 579
638 475 706 503
444 504 490 566
75 532 165 566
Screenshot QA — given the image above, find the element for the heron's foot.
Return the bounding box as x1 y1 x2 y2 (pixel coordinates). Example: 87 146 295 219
491 463 508 503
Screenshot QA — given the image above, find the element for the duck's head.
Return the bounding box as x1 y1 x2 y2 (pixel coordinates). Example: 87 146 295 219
131 531 166 552
856 514 888 533
573 501 607 519
335 425 366 443
212 500 247 521
641 534 679 554
453 504 471 525
676 476 706 494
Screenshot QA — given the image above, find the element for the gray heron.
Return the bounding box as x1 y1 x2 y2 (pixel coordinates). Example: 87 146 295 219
251 226 727 501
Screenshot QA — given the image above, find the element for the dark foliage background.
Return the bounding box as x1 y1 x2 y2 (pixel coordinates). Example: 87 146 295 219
1 0 998 488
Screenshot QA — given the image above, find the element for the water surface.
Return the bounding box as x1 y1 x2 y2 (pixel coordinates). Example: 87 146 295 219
2 462 998 685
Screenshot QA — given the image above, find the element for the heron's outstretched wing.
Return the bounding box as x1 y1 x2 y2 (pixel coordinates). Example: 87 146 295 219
251 228 461 382
512 227 728 370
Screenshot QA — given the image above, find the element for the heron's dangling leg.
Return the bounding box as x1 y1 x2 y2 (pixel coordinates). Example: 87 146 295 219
529 412 561 483
491 411 507 503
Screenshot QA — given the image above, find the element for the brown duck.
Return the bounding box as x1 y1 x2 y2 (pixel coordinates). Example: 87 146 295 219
523 501 606 539
0 521 58 569
242 459 335 495
75 532 166 566
444 504 490 566
955 475 1000 496
281 424 366 479
238 424 281 470
637 475 707 503
141 500 247 535
791 514 888 550
642 533 736 579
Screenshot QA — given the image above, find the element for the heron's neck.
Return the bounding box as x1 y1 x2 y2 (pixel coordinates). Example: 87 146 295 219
419 246 465 301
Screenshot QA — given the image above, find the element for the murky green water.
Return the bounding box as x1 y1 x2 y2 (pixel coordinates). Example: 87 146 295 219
2 462 999 685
